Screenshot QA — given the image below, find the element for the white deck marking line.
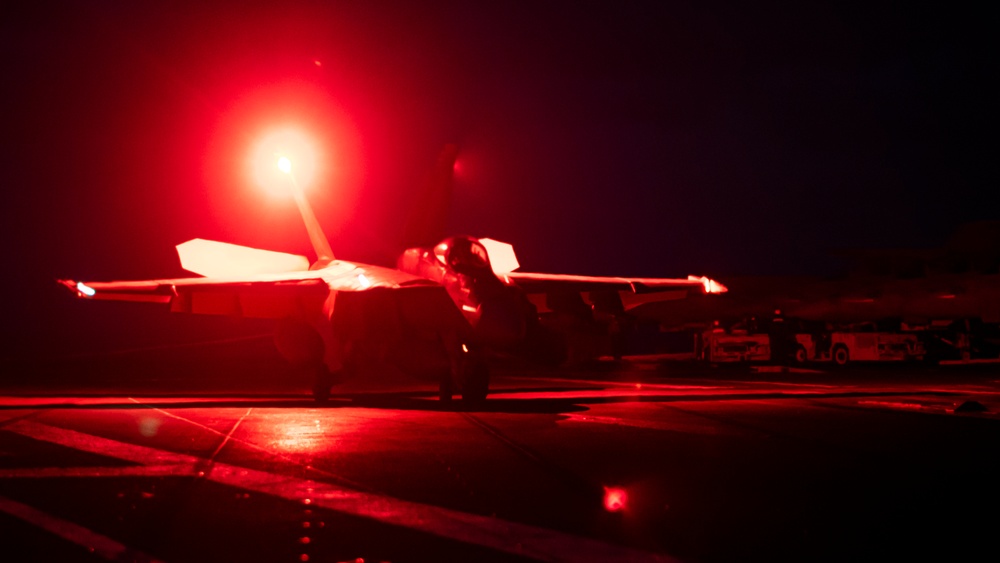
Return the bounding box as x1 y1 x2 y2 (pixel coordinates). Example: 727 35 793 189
125 400 372 491
127 398 250 439
128 399 253 464
209 407 252 462
0 494 165 563
9 420 680 563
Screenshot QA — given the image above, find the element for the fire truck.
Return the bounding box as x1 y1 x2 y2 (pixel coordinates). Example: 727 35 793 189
699 326 771 363
793 324 925 365
698 320 925 365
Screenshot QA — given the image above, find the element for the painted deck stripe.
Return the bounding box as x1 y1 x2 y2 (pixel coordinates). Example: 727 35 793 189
9 421 200 466
0 464 198 479
0 494 165 563
9 420 680 563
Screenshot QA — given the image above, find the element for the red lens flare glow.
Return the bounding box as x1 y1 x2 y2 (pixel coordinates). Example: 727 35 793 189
203 80 364 249
252 128 320 198
603 487 628 512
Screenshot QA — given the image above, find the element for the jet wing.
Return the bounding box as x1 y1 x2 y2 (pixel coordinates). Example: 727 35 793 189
506 272 727 295
60 261 440 319
506 272 727 314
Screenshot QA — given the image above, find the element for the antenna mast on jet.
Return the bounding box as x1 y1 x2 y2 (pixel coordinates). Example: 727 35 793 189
278 156 335 265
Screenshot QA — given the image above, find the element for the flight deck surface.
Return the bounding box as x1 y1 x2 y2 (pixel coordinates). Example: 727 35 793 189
2 344 998 562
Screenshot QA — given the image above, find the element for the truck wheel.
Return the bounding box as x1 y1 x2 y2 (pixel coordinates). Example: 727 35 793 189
794 345 807 364
832 345 850 366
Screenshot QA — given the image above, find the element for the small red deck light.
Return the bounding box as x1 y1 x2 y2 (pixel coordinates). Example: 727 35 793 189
603 486 628 512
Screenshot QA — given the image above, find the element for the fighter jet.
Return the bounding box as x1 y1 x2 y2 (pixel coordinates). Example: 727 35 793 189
59 155 726 403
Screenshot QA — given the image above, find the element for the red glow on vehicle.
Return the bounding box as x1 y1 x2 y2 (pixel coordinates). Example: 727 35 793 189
603 487 628 512
313 60 322 67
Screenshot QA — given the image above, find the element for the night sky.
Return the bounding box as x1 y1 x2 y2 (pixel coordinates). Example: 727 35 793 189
2 2 995 357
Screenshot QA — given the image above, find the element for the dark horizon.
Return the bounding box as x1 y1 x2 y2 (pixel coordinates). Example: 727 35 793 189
2 1 995 357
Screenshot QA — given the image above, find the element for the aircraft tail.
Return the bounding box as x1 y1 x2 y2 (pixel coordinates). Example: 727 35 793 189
401 144 460 249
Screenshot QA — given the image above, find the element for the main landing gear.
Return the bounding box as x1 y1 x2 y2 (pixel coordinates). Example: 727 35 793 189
439 345 490 406
311 364 341 403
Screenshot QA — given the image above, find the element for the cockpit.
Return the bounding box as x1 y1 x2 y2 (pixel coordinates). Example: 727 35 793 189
434 236 491 275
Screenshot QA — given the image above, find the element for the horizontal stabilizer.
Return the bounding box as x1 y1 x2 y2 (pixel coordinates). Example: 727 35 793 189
176 239 310 278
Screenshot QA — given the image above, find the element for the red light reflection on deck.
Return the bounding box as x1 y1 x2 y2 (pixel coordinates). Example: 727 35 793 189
603 487 627 512
268 419 326 452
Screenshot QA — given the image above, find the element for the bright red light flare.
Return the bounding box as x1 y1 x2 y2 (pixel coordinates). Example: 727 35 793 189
603 487 628 512
202 81 363 248
251 128 321 198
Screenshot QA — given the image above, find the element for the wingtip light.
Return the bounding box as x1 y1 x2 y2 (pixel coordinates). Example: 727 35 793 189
76 282 96 297
689 275 727 294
